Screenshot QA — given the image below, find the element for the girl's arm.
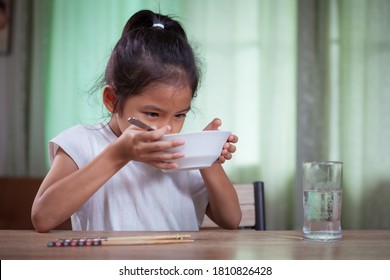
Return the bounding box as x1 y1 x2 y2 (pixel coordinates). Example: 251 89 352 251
200 118 241 229
31 126 182 232
31 143 129 233
201 163 242 229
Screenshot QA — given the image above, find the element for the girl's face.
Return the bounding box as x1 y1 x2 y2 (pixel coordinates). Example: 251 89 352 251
108 83 193 136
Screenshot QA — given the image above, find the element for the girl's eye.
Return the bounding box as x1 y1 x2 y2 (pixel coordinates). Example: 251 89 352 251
145 112 159 118
175 113 187 119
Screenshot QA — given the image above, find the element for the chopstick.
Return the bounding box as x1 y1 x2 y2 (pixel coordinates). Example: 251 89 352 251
101 234 193 246
106 234 191 241
128 117 155 131
103 238 194 246
47 234 193 247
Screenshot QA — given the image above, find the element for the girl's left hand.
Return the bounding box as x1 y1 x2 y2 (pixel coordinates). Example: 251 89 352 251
203 118 238 164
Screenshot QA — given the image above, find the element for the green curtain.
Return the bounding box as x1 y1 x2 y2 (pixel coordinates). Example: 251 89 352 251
338 0 390 229
297 0 390 229
14 0 387 229
179 0 297 229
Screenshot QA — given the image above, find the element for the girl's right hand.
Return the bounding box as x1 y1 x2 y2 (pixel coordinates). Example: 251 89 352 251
115 125 185 170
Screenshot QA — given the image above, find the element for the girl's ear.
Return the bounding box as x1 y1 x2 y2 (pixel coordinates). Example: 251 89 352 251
103 85 117 113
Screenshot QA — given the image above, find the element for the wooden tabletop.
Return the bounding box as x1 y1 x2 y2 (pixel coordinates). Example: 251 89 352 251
0 230 389 260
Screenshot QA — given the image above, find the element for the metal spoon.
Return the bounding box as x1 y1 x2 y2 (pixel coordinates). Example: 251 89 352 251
128 117 155 131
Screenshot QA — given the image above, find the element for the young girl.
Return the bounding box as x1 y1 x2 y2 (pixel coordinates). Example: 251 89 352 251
31 10 241 232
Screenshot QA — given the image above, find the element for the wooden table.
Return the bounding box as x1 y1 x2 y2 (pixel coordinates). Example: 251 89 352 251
0 230 389 260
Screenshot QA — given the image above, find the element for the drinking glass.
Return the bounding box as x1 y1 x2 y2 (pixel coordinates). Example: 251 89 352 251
302 161 343 241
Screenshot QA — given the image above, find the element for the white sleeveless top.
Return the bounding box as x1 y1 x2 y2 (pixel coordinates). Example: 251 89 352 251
49 123 208 231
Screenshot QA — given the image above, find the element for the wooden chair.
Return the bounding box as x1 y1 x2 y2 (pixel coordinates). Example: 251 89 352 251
0 177 71 230
201 181 266 230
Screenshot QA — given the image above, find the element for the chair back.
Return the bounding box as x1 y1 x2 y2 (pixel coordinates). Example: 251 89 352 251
201 181 266 230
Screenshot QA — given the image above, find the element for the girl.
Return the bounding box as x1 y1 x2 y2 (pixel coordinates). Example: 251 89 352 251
31 10 241 232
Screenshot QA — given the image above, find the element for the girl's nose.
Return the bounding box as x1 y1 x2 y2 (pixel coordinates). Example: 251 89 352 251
156 119 173 129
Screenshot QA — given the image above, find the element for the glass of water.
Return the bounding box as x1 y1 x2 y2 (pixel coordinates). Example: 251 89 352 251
302 161 343 241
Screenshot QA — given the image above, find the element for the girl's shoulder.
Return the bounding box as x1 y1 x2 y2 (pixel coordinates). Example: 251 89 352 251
49 123 114 166
60 122 104 133
55 123 114 140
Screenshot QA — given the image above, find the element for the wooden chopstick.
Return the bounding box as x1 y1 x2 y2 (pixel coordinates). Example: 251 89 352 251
106 234 192 241
102 238 194 246
101 234 193 246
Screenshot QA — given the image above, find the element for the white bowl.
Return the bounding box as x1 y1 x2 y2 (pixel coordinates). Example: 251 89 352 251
161 130 230 171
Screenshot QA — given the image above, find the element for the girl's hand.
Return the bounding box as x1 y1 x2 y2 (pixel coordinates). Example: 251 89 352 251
203 118 238 164
116 125 184 169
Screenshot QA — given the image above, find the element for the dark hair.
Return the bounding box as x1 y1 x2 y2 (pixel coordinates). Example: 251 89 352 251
104 10 200 114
